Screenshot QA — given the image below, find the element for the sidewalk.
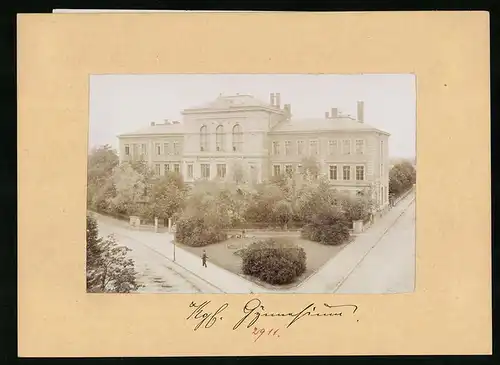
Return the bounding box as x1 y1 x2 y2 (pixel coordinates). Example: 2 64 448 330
95 190 415 294
293 190 416 293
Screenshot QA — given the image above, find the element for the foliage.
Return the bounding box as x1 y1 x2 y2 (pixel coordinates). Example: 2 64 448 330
339 191 374 222
87 145 119 212
140 172 187 222
175 213 228 247
301 206 351 246
389 161 416 197
299 156 321 179
86 214 141 293
241 238 307 285
109 163 148 215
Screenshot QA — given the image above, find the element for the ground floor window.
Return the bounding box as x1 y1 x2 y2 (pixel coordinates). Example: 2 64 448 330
155 164 161 175
343 165 351 180
217 164 226 178
174 164 180 173
273 164 281 176
329 165 337 180
201 164 211 179
285 164 293 177
356 166 365 180
187 164 193 178
164 164 170 175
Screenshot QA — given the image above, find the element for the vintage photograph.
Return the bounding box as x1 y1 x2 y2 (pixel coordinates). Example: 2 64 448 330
86 74 416 294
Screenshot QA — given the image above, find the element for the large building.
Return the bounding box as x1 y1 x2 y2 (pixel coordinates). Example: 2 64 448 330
117 93 391 210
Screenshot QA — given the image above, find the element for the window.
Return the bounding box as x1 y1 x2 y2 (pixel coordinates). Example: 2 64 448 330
381 187 384 204
187 164 194 178
342 140 351 155
155 164 161 175
173 141 180 155
216 125 224 151
272 141 280 155
232 124 243 152
297 140 304 155
164 164 170 175
356 166 365 181
284 141 291 156
200 125 208 151
355 139 365 154
273 165 281 176
310 140 319 155
328 140 338 155
133 144 139 157
163 143 169 155
201 164 210 179
155 143 161 155
329 165 338 180
125 145 130 155
343 165 351 180
285 164 293 177
174 164 180 174
217 164 226 178
141 144 147 156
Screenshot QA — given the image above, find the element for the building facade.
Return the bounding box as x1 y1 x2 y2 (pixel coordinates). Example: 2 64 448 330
117 93 390 210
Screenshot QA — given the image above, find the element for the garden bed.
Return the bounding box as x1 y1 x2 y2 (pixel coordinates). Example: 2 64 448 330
177 234 350 289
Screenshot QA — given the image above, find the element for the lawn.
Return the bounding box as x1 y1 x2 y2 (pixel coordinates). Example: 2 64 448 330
177 231 350 289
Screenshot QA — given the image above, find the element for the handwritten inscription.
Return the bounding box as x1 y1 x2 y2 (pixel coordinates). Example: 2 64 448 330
233 298 358 329
186 300 229 331
252 327 280 342
186 298 359 335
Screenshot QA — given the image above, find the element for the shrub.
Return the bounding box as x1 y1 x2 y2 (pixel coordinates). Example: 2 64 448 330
241 238 306 285
301 208 351 246
175 214 227 247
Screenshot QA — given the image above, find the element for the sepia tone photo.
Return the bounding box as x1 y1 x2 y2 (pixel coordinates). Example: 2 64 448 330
87 74 416 294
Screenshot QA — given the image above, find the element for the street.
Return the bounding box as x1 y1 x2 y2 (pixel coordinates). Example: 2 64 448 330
334 198 415 293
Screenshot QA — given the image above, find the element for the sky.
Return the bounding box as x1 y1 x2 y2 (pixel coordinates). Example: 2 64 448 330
89 74 416 158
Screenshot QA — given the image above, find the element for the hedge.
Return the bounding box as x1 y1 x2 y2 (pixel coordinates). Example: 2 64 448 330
175 215 227 247
241 238 306 285
301 209 351 246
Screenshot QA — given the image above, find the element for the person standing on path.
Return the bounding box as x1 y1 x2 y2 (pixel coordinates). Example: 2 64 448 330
202 250 208 268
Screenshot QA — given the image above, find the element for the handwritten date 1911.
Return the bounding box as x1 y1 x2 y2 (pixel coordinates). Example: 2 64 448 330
252 327 280 342
186 301 229 331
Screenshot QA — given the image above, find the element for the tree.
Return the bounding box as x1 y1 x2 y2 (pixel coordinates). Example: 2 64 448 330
87 145 119 212
272 199 294 228
141 172 187 224
299 156 321 180
389 160 416 197
86 214 141 293
231 160 247 185
301 206 351 246
109 163 148 215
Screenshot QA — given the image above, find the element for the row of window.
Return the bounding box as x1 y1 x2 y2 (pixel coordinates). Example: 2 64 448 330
124 142 181 156
154 163 181 176
153 163 228 180
201 124 243 152
272 164 366 181
272 139 365 156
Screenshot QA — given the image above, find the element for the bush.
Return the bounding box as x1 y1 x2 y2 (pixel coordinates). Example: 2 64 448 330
241 238 306 285
175 214 227 247
301 208 351 246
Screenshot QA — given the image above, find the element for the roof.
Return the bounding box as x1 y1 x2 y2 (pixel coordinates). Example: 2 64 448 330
183 94 277 112
270 118 390 135
118 122 184 137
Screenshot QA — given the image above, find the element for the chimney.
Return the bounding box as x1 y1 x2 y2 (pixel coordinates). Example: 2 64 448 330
270 93 275 106
325 111 330 119
283 104 292 119
151 122 155 126
331 108 338 118
275 93 281 108
357 101 364 123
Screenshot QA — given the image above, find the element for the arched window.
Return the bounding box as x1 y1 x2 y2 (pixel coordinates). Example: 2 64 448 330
232 124 243 152
216 125 224 151
200 125 208 151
